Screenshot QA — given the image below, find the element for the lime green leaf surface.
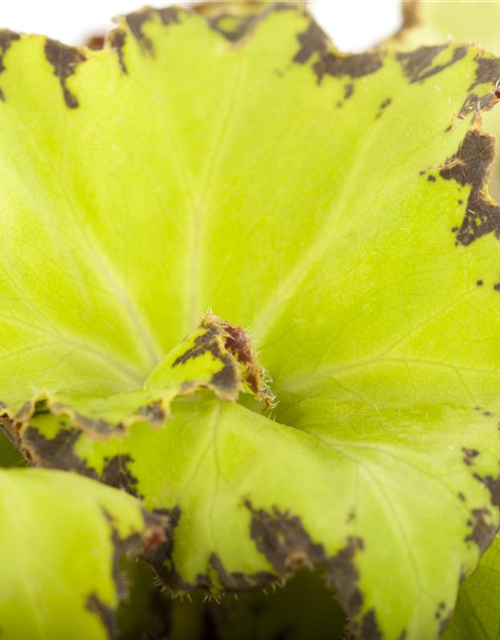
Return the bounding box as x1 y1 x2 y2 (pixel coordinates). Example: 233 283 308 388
1 3 500 639
0 468 163 639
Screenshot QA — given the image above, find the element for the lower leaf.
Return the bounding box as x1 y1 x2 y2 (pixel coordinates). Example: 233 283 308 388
18 398 500 639
0 468 164 640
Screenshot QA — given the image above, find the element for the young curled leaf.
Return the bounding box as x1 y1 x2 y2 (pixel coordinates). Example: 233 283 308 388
0 313 270 441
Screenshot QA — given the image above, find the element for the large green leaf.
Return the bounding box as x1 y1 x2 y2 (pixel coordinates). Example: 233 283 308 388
0 468 163 639
1 2 500 638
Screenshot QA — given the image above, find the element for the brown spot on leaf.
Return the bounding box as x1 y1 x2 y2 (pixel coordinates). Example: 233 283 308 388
294 21 329 65
126 11 155 53
465 507 496 552
292 16 381 84
246 501 380 636
23 426 98 478
45 39 86 108
196 2 295 44
87 509 163 638
125 7 179 54
313 52 382 85
207 13 259 43
137 401 166 427
397 44 466 84
108 30 127 74
209 553 274 592
101 454 140 497
439 611 452 637
72 411 121 437
0 30 20 101
141 506 211 592
470 55 500 93
359 610 382 640
474 472 500 507
462 447 479 466
86 593 117 639
439 130 500 246
344 83 354 100
22 426 143 500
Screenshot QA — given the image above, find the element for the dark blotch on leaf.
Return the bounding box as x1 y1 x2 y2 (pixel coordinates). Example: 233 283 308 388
137 401 166 427
23 426 142 499
87 509 163 638
87 593 117 640
397 44 466 84
23 426 98 478
246 501 382 637
360 610 382 640
292 18 381 84
474 472 500 507
44 39 86 108
101 454 141 497
465 507 497 552
293 21 329 64
439 612 452 637
344 83 354 100
462 447 479 466
313 52 382 85
470 55 500 92
209 553 274 592
197 2 295 44
126 7 179 54
108 30 127 74
141 506 212 592
439 130 500 246
0 30 20 101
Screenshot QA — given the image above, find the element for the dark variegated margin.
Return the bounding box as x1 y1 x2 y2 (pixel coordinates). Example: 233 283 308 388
87 507 166 639
0 4 500 640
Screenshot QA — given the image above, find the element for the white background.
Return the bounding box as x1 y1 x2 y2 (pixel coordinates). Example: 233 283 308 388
0 1 402 52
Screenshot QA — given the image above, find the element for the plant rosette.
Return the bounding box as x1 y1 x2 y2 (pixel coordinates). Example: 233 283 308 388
1 2 500 639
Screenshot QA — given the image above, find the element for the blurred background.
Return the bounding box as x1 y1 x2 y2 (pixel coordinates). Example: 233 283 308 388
0 1 402 52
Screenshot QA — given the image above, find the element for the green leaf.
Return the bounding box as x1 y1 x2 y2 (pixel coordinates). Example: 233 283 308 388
1 3 500 639
442 532 500 640
0 430 23 467
0 468 163 639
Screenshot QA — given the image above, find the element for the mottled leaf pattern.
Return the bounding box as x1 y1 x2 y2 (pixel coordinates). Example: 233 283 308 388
0 3 498 639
